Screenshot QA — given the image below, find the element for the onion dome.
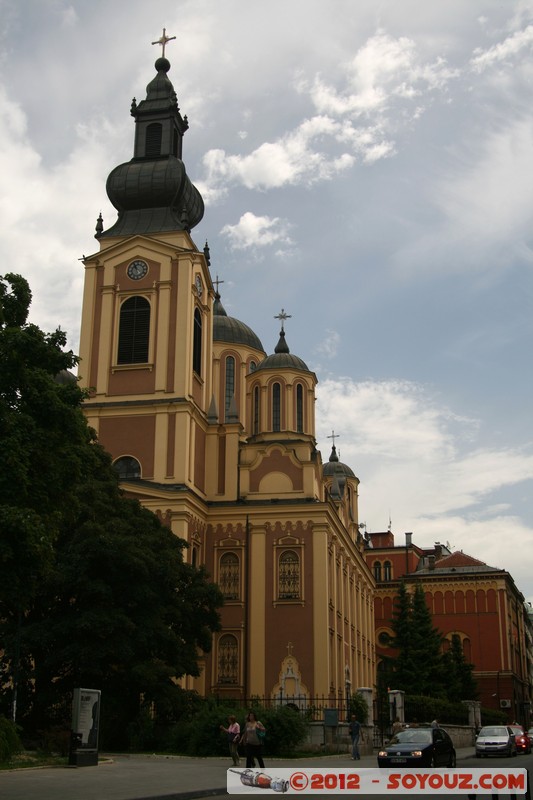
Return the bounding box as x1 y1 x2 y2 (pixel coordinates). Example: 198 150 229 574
254 328 309 372
98 58 203 239
213 292 264 352
323 444 356 479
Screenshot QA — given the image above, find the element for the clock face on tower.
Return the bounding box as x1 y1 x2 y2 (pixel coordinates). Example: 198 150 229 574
127 259 148 280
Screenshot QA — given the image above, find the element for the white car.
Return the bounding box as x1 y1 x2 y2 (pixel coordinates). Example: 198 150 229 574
475 725 517 758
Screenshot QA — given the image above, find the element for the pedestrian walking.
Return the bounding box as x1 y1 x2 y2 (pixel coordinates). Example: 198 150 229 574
220 714 241 766
240 711 266 768
348 713 363 760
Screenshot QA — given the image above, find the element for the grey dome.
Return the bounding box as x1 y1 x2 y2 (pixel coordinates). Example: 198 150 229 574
213 294 264 352
323 445 356 479
254 329 310 373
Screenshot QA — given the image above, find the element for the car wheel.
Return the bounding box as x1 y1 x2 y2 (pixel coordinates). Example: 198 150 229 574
476 753 481 759
448 751 456 768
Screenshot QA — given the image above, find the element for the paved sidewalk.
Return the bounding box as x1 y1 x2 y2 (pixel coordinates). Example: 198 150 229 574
0 747 475 800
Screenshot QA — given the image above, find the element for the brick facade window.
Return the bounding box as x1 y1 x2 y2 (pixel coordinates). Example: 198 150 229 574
219 552 240 600
278 550 300 599
217 634 239 684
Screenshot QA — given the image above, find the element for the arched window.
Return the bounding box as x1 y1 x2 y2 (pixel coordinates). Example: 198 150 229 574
225 356 235 419
145 122 162 157
117 296 150 364
219 552 240 600
253 385 260 434
191 546 199 567
383 561 392 581
373 561 382 581
193 309 202 376
249 360 257 373
296 384 304 433
113 456 141 479
272 382 281 432
217 634 239 684
278 550 300 599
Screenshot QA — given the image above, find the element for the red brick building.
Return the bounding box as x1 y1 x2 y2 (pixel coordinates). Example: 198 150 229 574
366 530 532 726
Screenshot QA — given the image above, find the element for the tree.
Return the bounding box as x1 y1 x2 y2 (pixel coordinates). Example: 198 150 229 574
442 633 478 700
0 274 223 742
409 584 446 697
389 583 447 698
388 582 416 690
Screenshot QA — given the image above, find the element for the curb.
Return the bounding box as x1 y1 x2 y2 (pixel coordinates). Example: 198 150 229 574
133 791 226 800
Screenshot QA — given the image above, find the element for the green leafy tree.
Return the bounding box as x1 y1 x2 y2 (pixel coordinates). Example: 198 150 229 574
0 275 223 743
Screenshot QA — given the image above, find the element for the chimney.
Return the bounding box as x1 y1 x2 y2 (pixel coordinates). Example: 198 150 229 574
428 555 435 570
405 532 413 547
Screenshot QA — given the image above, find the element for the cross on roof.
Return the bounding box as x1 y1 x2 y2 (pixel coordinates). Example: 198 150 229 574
214 275 224 294
152 28 176 57
327 430 340 447
274 308 292 332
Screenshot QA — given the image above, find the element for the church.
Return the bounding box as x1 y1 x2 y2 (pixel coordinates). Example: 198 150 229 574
77 42 376 710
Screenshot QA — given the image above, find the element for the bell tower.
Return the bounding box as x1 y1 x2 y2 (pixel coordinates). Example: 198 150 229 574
78 44 212 495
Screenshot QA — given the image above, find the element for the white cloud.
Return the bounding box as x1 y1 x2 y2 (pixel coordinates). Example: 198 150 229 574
220 211 293 251
315 375 533 599
314 330 341 359
303 32 458 119
316 376 533 518
202 116 355 192
471 24 533 72
200 30 457 196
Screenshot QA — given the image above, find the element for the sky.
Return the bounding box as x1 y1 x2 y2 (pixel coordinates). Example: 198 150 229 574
1 1 533 603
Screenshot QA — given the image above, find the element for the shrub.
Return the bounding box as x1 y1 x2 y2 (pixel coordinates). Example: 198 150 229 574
0 716 22 763
166 701 309 758
405 695 469 725
348 692 369 725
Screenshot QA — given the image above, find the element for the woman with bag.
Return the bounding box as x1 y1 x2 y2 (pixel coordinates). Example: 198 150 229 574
220 715 241 766
240 710 266 768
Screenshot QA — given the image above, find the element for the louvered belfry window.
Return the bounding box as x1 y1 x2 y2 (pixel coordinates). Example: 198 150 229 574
117 296 150 364
145 123 162 157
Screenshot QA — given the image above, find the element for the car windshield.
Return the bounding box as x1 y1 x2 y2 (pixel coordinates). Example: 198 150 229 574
478 727 508 736
393 729 432 744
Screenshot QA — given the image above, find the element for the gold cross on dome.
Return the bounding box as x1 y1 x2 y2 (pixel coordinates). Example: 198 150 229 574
274 308 292 332
152 28 176 57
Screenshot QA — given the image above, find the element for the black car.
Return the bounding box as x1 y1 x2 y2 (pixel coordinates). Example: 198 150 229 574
378 726 456 768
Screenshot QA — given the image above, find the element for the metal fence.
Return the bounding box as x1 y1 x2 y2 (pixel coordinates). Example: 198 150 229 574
210 694 351 723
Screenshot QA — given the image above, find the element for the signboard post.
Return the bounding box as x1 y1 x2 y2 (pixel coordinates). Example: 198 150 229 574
69 688 101 767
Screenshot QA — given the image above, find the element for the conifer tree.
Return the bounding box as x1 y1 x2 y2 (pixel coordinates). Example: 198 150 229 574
389 582 416 691
409 584 446 697
442 633 478 700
